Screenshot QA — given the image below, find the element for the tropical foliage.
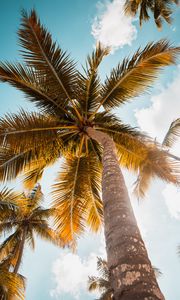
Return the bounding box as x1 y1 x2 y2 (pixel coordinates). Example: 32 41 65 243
125 0 179 28
0 10 180 246
0 255 25 300
88 257 113 300
0 184 60 273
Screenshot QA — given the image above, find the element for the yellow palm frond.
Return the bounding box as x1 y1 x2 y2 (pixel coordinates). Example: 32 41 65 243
0 267 25 300
124 0 179 29
95 40 180 111
0 61 67 116
133 146 180 198
21 159 46 190
77 42 110 114
18 9 77 111
52 156 88 243
0 110 64 151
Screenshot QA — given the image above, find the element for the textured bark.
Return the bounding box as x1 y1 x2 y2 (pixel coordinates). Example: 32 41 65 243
14 229 26 274
87 127 165 300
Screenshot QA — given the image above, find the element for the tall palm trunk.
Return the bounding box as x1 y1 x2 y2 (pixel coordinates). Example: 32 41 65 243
87 127 164 300
14 229 26 274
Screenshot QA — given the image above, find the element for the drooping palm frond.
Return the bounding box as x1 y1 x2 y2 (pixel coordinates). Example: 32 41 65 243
124 0 179 29
0 267 25 300
133 145 180 198
163 118 180 147
18 9 78 112
88 257 113 300
94 40 180 112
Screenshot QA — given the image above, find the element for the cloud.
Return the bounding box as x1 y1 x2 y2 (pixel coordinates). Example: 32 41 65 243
91 0 137 53
135 69 180 144
162 185 180 219
135 69 180 219
50 233 106 299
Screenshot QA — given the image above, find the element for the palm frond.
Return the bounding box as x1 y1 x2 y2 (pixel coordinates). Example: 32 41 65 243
0 268 25 300
77 42 110 114
124 0 179 29
18 9 77 111
0 231 21 262
32 223 62 245
133 146 180 198
0 110 64 151
163 118 180 147
96 40 180 111
0 132 62 181
0 62 68 116
153 266 162 278
52 156 89 243
21 159 46 189
86 153 103 232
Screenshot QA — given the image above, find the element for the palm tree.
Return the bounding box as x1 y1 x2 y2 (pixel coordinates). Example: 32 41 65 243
0 184 61 274
88 258 162 300
124 0 179 29
0 255 25 300
0 9 180 298
88 257 113 300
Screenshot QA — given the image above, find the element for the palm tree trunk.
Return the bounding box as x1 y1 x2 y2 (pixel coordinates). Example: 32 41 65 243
86 127 165 300
14 229 26 274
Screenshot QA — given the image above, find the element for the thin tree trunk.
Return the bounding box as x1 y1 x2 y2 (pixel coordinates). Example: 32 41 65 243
86 127 165 300
14 229 26 274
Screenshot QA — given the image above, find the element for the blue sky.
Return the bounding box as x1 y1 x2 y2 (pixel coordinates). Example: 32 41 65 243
0 1 180 299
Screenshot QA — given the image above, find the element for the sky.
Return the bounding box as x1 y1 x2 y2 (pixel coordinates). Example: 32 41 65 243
0 0 180 299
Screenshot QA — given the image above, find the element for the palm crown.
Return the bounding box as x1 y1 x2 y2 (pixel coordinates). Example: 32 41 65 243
0 184 59 272
125 0 179 28
0 10 180 244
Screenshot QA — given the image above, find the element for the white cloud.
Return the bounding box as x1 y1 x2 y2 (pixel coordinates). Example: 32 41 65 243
135 70 180 144
50 233 106 299
91 0 137 53
162 185 180 219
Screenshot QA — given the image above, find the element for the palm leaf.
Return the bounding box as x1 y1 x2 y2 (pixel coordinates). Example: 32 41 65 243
52 156 89 243
0 62 67 116
96 40 180 111
0 269 25 300
18 9 77 110
163 118 180 147
124 0 179 29
0 134 62 181
77 42 109 114
133 146 180 198
0 110 65 151
86 153 103 232
21 159 46 189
